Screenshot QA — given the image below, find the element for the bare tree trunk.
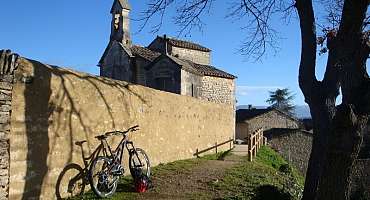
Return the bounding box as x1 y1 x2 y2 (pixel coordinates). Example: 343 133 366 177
317 105 367 200
296 0 369 199
302 100 335 200
316 1 369 199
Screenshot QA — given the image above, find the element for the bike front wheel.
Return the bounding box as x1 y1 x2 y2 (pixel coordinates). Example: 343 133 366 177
88 156 119 198
129 148 151 178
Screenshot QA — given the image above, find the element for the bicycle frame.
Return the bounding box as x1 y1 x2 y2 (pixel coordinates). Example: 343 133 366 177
102 135 137 166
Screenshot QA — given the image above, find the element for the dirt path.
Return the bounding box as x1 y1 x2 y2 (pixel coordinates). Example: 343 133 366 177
135 155 244 200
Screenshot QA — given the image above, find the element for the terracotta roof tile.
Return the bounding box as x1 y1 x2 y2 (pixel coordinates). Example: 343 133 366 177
187 62 237 79
131 45 161 62
158 36 211 52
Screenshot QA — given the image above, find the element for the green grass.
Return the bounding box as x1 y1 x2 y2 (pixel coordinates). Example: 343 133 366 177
210 146 304 200
199 150 232 161
73 148 303 200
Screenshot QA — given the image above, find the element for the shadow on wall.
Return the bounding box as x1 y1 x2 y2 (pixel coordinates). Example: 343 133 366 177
19 59 147 199
22 59 52 199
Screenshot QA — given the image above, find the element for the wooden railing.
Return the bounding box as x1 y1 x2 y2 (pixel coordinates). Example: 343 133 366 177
248 128 267 161
194 138 234 157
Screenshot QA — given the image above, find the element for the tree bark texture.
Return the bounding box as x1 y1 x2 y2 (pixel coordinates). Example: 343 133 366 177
296 0 369 199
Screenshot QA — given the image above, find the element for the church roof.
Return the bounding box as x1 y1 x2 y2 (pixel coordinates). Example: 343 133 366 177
187 62 237 79
131 45 161 62
157 36 211 52
144 53 236 79
117 0 131 10
111 0 130 13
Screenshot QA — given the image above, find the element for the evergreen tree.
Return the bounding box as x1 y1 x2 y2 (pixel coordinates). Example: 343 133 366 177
266 88 295 115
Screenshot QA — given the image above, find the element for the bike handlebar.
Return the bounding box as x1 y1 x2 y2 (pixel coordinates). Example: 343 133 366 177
103 125 140 137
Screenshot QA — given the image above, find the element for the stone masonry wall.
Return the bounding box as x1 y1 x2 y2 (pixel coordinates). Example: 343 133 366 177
180 69 202 98
268 129 370 195
200 76 235 105
170 46 210 65
9 57 234 199
268 130 313 174
0 76 12 200
0 50 18 200
235 122 249 140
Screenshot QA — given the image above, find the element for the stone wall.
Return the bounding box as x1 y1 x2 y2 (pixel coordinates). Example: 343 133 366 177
0 50 18 200
235 122 249 140
100 41 132 82
0 76 12 200
268 129 313 174
146 57 181 94
200 76 235 105
246 110 300 137
180 69 202 98
134 57 151 86
170 46 210 65
268 128 370 195
147 38 211 65
7 57 234 199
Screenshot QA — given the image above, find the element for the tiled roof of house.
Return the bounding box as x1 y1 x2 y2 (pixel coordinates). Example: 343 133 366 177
157 36 211 52
188 62 237 79
236 108 273 123
236 108 299 123
131 45 161 62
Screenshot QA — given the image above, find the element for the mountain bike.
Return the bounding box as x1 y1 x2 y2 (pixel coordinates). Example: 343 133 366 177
88 125 151 198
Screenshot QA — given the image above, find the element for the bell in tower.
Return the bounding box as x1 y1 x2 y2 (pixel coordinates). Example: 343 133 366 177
110 0 131 47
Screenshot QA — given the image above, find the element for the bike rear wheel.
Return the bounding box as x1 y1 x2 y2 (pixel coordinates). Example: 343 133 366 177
56 163 85 199
129 148 151 178
89 156 119 198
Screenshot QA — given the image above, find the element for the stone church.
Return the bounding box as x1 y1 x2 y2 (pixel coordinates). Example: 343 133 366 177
99 0 236 105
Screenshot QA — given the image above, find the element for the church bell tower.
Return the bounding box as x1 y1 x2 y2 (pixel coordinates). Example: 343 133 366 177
110 0 131 47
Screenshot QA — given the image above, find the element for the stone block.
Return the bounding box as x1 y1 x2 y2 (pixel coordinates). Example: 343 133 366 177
0 75 14 83
0 105 11 112
0 82 12 90
0 89 11 95
0 93 11 101
0 113 9 124
0 132 8 140
0 123 10 132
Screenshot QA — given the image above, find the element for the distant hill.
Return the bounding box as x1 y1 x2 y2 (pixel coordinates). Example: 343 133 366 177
236 105 311 119
294 105 311 119
236 105 268 110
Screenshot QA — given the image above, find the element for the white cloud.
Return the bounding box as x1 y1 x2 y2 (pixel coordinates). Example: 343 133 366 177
236 85 282 96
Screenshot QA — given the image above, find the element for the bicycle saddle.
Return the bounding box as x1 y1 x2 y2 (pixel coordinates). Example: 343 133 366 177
75 140 87 146
95 135 107 140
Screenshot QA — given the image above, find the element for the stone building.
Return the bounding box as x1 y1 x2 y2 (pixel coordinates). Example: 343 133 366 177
99 0 236 105
235 107 301 140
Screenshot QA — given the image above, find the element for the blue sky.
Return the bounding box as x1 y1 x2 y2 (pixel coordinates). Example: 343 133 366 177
1 0 359 106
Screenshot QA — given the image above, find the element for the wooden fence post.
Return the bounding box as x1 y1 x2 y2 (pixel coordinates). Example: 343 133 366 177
215 142 218 153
